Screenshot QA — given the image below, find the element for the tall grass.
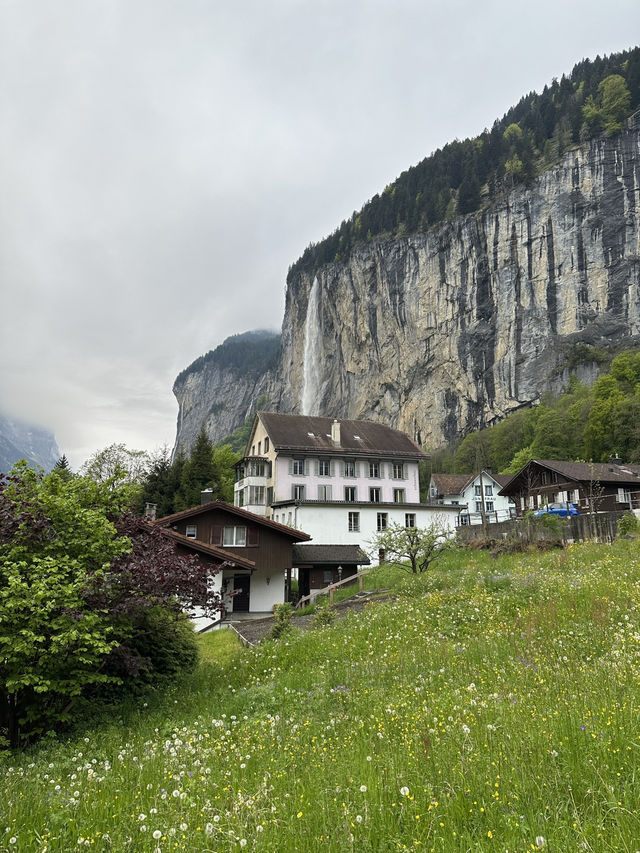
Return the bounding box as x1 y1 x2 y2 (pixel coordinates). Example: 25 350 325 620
2 541 640 851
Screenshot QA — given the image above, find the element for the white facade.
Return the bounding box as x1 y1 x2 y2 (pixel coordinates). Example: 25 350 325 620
429 472 516 525
272 502 460 563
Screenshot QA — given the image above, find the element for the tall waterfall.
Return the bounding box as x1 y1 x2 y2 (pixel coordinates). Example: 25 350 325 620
301 277 323 415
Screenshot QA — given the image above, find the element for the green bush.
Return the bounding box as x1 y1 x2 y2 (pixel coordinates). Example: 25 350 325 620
618 512 639 535
107 606 200 686
311 597 336 628
269 602 294 640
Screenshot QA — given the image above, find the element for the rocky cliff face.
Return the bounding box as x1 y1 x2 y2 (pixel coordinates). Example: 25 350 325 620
174 120 640 454
280 118 640 447
172 331 282 455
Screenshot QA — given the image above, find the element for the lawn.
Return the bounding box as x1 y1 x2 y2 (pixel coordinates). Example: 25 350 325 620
2 540 640 851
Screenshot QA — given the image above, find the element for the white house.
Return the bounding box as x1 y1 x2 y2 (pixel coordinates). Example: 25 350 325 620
428 471 516 524
234 413 460 561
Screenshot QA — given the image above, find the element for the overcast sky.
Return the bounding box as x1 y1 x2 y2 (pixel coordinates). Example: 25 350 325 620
1 1 637 468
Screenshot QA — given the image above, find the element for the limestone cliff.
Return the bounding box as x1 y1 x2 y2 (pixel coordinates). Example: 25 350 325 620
174 119 640 454
280 118 640 447
172 331 282 455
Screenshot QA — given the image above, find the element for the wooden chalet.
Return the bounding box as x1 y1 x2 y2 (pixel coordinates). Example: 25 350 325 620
498 459 640 514
155 499 311 617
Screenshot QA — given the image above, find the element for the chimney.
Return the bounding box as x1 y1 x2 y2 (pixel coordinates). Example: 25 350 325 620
144 502 157 522
331 419 341 446
201 489 214 505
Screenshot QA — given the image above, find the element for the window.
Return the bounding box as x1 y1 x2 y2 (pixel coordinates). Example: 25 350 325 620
317 484 332 501
223 526 246 547
258 441 261 455
343 459 356 477
393 488 405 503
292 484 305 501
185 524 197 539
246 460 265 477
475 501 483 513
369 487 381 503
266 486 273 506
292 458 305 475
392 462 406 479
264 436 270 452
369 461 380 478
318 459 330 476
348 511 360 532
474 485 482 497
344 486 357 502
486 501 494 512
248 486 265 505
405 513 416 528
485 485 493 496
377 512 388 531
323 569 333 584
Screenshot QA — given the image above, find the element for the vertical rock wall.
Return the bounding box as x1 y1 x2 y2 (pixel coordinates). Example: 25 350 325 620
279 120 640 448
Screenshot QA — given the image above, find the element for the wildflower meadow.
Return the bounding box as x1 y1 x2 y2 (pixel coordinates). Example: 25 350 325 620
2 540 640 851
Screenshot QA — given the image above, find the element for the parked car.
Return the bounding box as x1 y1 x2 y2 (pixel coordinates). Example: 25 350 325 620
533 502 579 518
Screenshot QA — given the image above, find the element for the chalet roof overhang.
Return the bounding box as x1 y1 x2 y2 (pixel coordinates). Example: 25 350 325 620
155 500 311 542
162 527 256 571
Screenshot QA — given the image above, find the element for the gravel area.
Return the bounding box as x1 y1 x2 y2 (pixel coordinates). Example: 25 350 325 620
227 591 394 646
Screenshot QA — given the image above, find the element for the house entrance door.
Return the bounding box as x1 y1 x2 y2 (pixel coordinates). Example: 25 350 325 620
233 574 250 612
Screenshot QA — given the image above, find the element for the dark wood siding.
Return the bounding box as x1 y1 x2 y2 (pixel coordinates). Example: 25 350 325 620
170 507 295 574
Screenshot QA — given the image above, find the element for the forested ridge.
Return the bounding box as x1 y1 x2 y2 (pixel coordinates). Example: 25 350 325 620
174 330 280 388
289 47 640 282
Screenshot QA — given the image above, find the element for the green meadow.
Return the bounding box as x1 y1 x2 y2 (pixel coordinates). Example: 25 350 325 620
2 540 640 852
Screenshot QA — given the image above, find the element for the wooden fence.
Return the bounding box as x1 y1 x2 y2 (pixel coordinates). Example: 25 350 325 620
456 509 635 545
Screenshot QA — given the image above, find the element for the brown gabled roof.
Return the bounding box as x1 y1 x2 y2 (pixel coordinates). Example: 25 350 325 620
291 544 371 566
432 470 512 496
431 474 472 495
499 459 640 494
256 412 427 459
162 527 256 570
155 500 311 542
493 474 514 488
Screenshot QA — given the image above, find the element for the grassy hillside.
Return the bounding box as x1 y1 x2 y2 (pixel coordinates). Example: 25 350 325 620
3 541 640 850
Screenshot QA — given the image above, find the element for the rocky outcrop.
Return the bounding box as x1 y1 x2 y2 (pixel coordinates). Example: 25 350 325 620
174 119 640 454
172 331 282 455
280 118 640 447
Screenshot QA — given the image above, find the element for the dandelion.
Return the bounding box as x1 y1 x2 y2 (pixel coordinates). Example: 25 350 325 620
205 823 214 837
356 815 363 823
400 786 410 796
535 837 546 848
462 724 470 734
138 814 147 822
360 785 367 792
239 841 247 849
153 830 162 840
179 823 188 831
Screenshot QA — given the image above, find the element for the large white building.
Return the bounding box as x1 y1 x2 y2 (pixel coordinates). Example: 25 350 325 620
234 413 460 565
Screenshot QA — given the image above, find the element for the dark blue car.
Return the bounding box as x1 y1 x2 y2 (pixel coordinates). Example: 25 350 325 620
533 502 579 517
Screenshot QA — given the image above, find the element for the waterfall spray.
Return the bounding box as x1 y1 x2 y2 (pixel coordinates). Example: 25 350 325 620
301 277 323 415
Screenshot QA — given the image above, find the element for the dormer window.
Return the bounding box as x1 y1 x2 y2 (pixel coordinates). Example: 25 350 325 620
185 524 197 539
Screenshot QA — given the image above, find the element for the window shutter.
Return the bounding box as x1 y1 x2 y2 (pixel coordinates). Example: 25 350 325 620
326 485 332 501
330 460 335 477
288 458 293 475
247 526 259 547
618 487 626 502
211 525 223 546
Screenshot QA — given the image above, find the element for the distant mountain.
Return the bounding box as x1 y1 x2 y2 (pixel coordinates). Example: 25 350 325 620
0 412 60 474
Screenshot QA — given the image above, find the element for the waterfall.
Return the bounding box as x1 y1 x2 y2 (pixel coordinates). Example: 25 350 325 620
301 277 323 415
